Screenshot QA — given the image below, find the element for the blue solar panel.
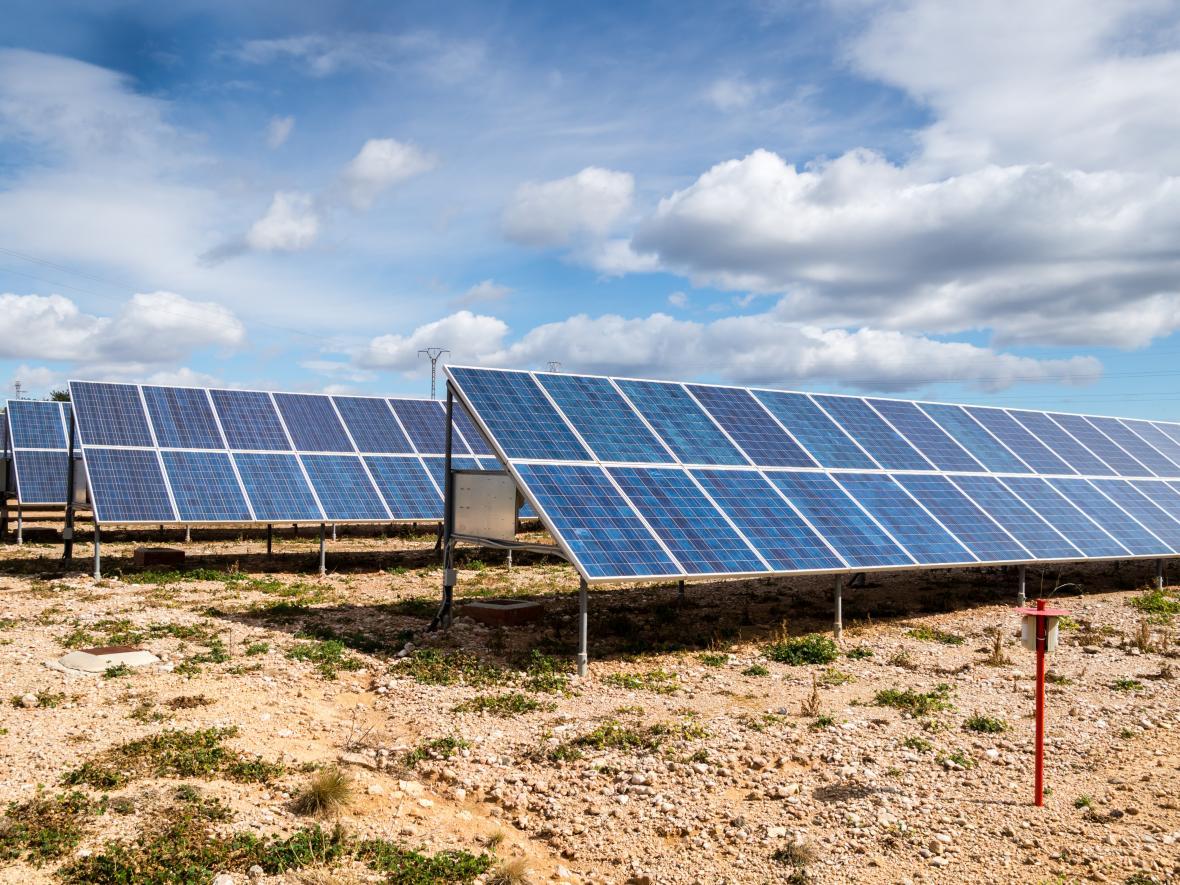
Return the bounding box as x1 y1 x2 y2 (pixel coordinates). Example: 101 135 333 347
752 391 875 469
692 469 845 570
12 450 69 504
143 386 224 449
1122 420 1180 469
948 475 1081 559
767 472 912 568
1131 480 1180 525
302 455 388 520
421 455 480 496
1000 476 1126 557
616 380 747 465
688 385 815 468
274 393 354 453
1152 422 1180 449
538 374 669 463
1008 411 1112 476
449 369 589 461
1047 478 1170 555
389 400 454 456
1088 479 1180 549
453 404 494 455
8 400 66 449
71 382 154 447
869 399 982 472
332 397 412 454
84 448 175 522
161 451 252 522
1084 417 1175 476
812 396 931 470
1049 414 1146 476
210 390 291 451
366 457 444 519
609 467 766 574
833 473 974 564
918 404 1031 473
232 453 322 521
892 473 1029 561
513 463 679 579
965 407 1074 474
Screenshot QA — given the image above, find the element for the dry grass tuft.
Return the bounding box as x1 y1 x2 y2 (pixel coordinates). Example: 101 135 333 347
800 675 821 718
292 766 353 817
983 627 1011 667
488 856 531 885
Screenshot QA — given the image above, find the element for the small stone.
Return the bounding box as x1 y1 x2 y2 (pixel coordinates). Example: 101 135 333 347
368 784 384 795
248 866 264 881
19 692 37 708
212 875 235 885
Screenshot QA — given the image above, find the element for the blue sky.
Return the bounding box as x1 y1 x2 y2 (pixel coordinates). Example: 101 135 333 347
2 0 1180 416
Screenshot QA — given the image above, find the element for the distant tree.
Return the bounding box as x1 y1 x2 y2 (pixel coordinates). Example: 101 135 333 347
49 389 70 402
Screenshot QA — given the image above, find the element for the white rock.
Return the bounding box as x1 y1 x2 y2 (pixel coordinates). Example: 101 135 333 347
368 784 384 795
212 876 235 885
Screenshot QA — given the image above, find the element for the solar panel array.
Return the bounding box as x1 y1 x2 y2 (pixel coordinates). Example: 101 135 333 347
5 400 81 506
448 366 1180 584
68 381 508 525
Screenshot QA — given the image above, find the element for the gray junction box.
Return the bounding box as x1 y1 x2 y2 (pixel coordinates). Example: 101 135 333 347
453 470 518 540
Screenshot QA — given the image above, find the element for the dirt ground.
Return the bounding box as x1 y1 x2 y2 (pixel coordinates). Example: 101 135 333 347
1 515 1178 884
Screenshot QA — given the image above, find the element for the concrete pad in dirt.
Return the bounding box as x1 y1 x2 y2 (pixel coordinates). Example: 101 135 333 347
47 645 160 675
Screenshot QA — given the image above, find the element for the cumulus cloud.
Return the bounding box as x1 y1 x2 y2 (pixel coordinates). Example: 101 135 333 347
339 138 436 210
356 310 509 372
266 115 295 148
452 279 512 307
503 167 634 247
704 77 766 112
246 191 319 252
668 291 688 308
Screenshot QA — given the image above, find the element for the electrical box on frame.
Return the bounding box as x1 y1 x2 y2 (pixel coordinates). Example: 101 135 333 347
453 469 518 540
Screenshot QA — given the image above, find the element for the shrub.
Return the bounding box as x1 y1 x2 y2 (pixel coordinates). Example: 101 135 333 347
765 634 838 666
874 684 953 717
907 625 964 645
963 713 1007 734
292 767 352 817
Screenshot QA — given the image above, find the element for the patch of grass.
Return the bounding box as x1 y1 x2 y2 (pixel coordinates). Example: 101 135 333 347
244 641 270 656
1046 670 1072 685
1128 587 1180 622
286 639 363 680
129 700 166 723
356 838 492 884
1111 678 1144 692
487 856 530 885
404 736 470 768
398 648 507 688
292 767 352 817
771 840 815 881
602 669 678 694
765 634 838 666
887 648 917 670
518 651 573 694
103 663 133 679
809 714 835 730
907 625 964 645
1074 795 1093 809
62 727 284 789
698 652 728 667
0 791 96 864
942 750 976 769
452 692 552 717
963 713 1007 734
874 684 953 717
166 694 212 710
902 735 932 752
819 667 855 686
387 596 439 619
742 663 770 677
845 645 873 660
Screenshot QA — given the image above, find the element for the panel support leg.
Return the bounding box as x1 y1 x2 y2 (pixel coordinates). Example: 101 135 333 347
1017 564 1027 607
93 526 101 580
506 548 513 570
677 579 686 603
331 523 337 542
16 505 22 546
318 523 326 576
834 575 843 640
433 522 443 558
577 577 589 678
185 524 191 544
429 383 458 633
0 502 7 541
1156 558 1164 591
64 411 77 559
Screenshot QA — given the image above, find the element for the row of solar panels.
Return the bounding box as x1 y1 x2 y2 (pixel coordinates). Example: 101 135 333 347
447 367 1180 582
2 401 82 506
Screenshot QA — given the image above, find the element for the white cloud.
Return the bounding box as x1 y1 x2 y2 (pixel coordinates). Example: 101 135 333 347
357 310 509 372
579 238 661 276
452 279 512 307
668 291 688 308
266 115 295 148
339 138 437 210
503 167 634 247
234 32 485 83
704 77 766 112
246 191 319 252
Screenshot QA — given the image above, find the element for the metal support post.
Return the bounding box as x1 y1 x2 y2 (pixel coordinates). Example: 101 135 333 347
16 505 22 546
331 523 337 542
266 524 273 556
433 522 443 557
577 577 589 677
318 523 326 576
678 579 686 602
1155 558 1164 591
430 384 458 632
292 523 298 537
185 525 191 544
93 526 101 580
0 502 7 541
1034 599 1046 806
506 548 513 570
1017 564 1027 607
63 412 77 559
834 575 843 640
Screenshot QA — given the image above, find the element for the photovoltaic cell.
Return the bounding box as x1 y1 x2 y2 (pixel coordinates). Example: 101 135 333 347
366 457 445 519
513 463 679 579
302 455 388 520
1047 478 1170 555
687 385 816 467
12 451 70 504
1088 479 1180 549
232 453 322 521
71 382 154 447
1000 476 1127 557
616 380 747 465
390 400 452 455
538 374 669 463
753 391 875 468
1048 413 1146 477
1131 480 1180 525
84 448 175 522
948 475 1081 560
812 396 931 470
210 390 291 451
767 472 912 568
892 473 1028 561
833 473 974 564
692 469 845 570
868 399 981 472
1122 420 1180 469
333 397 412 453
609 467 766 574
1008 411 1113 476
8 400 66 449
1151 422 1180 448
964 407 1074 474
918 404 1031 473
161 451 252 522
453 405 493 455
1084 417 1176 476
142 386 223 449
274 393 354 453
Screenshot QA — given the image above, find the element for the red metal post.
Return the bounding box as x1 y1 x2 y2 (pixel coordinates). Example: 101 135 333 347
1034 598 1046 807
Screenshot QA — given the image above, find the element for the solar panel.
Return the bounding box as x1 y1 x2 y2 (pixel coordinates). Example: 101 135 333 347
274 393 353 453
892 473 1029 561
301 454 389 520
964 407 1075 474
453 405 494 455
162 450 252 522
84 448 176 523
948 475 1081 560
233 452 323 522
918 404 1032 473
210 390 291 451
333 396 412 454
812 395 932 470
1088 479 1180 549
868 399 982 472
752 391 875 469
1046 478 1170 555
389 400 450 455
1007 411 1112 476
615 379 747 465
999 476 1127 557
6 400 80 505
1048 413 1147 477
11 450 70 505
1085 417 1178 476
1123 420 1180 469
72 383 154 447
8 399 67 449
687 385 816 467
537 374 669 463
1131 480 1180 525
367 456 447 520
143 387 223 449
